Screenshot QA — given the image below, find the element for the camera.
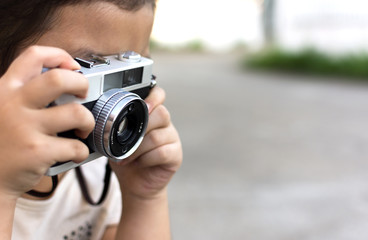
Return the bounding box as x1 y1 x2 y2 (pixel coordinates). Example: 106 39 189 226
46 51 155 176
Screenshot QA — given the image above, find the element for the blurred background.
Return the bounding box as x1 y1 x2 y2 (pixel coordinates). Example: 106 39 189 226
150 0 368 239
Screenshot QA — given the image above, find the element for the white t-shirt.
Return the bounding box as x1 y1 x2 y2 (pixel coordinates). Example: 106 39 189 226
12 157 122 240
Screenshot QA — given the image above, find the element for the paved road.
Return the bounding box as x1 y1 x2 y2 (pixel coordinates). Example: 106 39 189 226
151 51 368 240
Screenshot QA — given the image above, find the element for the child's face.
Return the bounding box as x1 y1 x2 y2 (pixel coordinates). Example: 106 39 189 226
36 2 154 57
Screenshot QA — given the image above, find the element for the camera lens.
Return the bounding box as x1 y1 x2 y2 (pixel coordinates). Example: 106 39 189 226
92 89 148 160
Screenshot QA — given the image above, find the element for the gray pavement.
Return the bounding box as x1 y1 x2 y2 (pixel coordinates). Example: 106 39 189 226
151 51 368 240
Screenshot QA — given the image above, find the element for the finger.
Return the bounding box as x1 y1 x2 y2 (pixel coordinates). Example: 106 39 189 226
35 135 90 165
38 103 95 138
146 105 171 133
5 46 80 85
46 136 90 163
133 142 182 170
126 124 178 162
144 86 166 114
20 69 89 108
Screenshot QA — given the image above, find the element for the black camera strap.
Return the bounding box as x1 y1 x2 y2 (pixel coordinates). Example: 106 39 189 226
26 163 111 206
26 175 59 198
75 162 112 206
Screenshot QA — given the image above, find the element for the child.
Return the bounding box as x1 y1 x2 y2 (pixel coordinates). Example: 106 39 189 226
0 1 182 239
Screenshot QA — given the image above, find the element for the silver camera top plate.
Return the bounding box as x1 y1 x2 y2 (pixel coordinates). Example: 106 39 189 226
55 53 153 105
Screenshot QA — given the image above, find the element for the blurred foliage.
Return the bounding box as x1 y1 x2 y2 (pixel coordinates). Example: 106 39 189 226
150 39 206 53
183 40 206 52
243 48 368 79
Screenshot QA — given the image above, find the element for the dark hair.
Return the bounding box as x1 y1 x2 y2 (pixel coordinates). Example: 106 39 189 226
0 0 156 75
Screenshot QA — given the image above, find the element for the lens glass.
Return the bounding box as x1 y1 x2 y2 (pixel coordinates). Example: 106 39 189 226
117 117 133 144
110 100 146 157
118 117 128 133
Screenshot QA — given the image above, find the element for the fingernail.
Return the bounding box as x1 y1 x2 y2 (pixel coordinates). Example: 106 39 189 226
72 59 81 70
146 102 152 114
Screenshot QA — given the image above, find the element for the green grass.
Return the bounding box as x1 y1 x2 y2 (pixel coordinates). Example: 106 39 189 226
243 48 368 79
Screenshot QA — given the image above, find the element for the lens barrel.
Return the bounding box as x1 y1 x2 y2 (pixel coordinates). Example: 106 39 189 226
91 89 148 161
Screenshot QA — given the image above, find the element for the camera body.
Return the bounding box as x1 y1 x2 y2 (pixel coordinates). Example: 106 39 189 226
46 52 154 176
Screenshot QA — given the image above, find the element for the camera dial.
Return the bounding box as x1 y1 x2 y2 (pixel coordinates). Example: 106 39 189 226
118 51 141 63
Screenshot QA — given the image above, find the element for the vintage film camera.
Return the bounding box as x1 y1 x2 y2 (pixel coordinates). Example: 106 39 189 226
46 51 155 176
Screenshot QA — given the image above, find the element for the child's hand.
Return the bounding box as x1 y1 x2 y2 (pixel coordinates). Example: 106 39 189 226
0 46 95 200
110 86 182 200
